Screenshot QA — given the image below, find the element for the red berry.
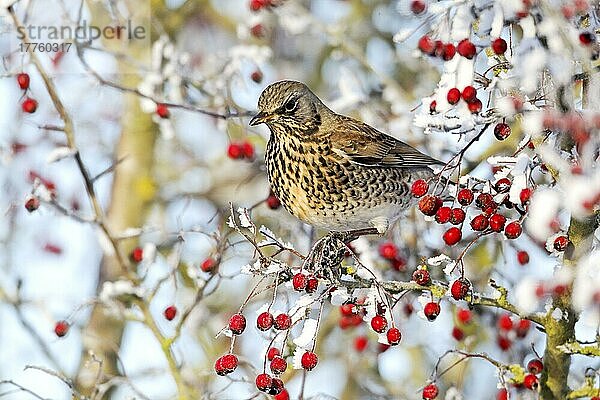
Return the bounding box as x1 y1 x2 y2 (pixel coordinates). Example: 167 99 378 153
241 141 255 160
497 389 508 400
269 379 284 396
305 276 318 293
200 257 216 272
457 39 476 59
520 188 532 204
17 73 30 89
435 206 452 224
164 305 177 321
467 98 482 113
450 208 466 225
504 221 522 239
227 143 243 159
461 86 477 102
491 38 508 55
292 273 308 291
386 327 402 345
412 269 431 286
21 97 38 113
257 312 274 331
523 373 539 390
301 351 318 370
424 302 441 321
516 319 531 338
443 227 462 245
418 35 435 54
527 359 544 374
451 278 469 300
228 313 246 334
251 69 263 83
131 246 143 262
579 32 595 45
553 235 569 251
442 43 456 60
434 41 444 58
422 383 439 399
270 355 287 375
452 326 465 341
274 313 291 330
215 353 238 375
517 251 530 265
255 373 272 391
354 335 368 352
429 100 437 113
447 88 461 105
250 23 265 38
498 313 513 331
489 213 507 232
411 179 429 197
25 196 40 212
457 188 474 205
494 123 511 140
54 320 69 337
456 308 472 324
250 0 266 11
419 195 442 216
379 242 398 260
156 103 170 118
497 335 512 351
275 389 289 400
267 347 280 361
411 0 426 14
370 315 388 333
340 303 357 316
266 193 281 209
494 178 511 193
391 256 407 271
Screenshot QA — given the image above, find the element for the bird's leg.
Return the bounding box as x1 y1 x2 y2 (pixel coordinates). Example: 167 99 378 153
331 227 381 244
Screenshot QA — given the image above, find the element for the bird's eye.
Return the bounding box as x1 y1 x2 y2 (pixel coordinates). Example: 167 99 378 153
284 98 298 113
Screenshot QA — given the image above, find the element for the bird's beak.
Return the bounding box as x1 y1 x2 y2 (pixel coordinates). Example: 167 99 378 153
249 111 271 126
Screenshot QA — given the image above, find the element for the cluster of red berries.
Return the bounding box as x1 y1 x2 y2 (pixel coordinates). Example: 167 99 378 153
412 178 528 246
16 73 38 113
444 85 482 113
227 141 255 160
418 37 477 60
339 302 364 329
291 272 319 293
451 308 473 341
543 110 600 146
369 314 402 345
378 242 407 271
496 313 531 351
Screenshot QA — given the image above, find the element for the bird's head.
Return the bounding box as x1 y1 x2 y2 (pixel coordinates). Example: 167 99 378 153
249 80 324 135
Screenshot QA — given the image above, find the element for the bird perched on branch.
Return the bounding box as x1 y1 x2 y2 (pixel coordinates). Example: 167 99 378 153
250 80 443 240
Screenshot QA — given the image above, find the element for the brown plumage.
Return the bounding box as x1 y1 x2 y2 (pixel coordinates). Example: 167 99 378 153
250 80 442 235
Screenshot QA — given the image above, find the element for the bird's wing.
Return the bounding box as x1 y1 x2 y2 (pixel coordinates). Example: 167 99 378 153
329 117 444 168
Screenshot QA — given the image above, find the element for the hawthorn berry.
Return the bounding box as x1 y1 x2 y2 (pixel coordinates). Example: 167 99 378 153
461 86 476 102
54 320 69 337
257 311 274 331
467 98 482 113
131 246 143 262
523 373 539 390
391 256 407 271
215 353 238 375
494 178 511 193
579 32 595 45
200 257 216 272
340 303 357 316
516 319 531 337
441 43 456 60
504 221 522 239
21 97 38 113
250 23 265 38
228 313 246 334
370 315 388 333
411 179 429 197
156 103 170 118
447 88 461 105
489 213 507 232
424 302 441 321
301 351 318 370
387 327 402 345
267 347 280 361
429 100 437 114
497 335 512 351
422 383 439 399
517 250 530 265
497 388 508 400
457 188 474 205
456 308 472 324
435 206 452 224
520 188 532 204
419 195 441 216
457 39 476 59
292 273 308 291
241 141 255 160
553 235 569 251
269 378 284 395
379 242 398 260
251 69 263 83
255 373 272 391
25 196 40 212
476 193 495 209
305 276 319 293
497 313 513 331
17 72 30 89
491 38 508 55
249 0 267 12
452 326 465 341
411 0 426 14
274 313 291 330
164 305 177 321
418 35 435 54
227 143 243 159
270 356 287 375
412 269 431 286
527 358 544 374
266 193 281 209
443 227 462 245
450 208 466 225
275 389 290 400
494 123 511 140
450 278 469 300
